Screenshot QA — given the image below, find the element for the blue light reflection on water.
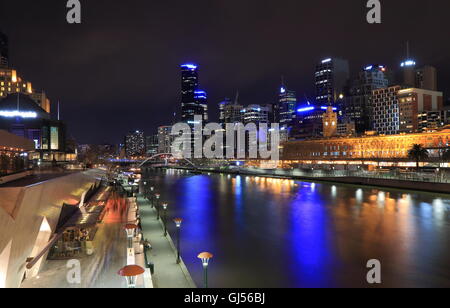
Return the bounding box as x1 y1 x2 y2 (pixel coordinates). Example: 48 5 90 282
287 182 334 287
148 169 450 288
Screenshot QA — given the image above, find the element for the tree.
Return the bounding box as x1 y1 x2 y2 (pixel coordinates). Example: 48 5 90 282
408 144 429 171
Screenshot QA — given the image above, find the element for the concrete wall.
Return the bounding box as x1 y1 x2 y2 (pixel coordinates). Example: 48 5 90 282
0 169 105 288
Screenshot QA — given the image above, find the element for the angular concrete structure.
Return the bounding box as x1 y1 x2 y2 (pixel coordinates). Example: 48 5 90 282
0 169 105 288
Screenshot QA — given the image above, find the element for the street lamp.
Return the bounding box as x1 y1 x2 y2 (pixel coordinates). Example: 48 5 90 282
197 252 213 288
125 224 137 249
162 202 168 236
155 193 161 220
118 264 145 288
173 218 183 264
150 186 154 207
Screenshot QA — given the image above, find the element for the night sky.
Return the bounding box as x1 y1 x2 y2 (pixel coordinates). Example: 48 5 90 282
1 0 449 144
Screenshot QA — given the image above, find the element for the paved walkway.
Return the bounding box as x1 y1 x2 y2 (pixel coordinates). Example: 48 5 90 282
137 194 196 288
21 188 138 288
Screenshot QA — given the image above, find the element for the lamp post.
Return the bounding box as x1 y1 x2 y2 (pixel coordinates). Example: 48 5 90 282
173 218 183 264
150 186 154 207
197 252 213 288
124 224 137 249
118 265 145 288
155 193 161 220
162 203 168 236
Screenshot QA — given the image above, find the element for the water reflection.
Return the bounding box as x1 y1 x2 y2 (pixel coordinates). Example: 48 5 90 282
144 169 450 288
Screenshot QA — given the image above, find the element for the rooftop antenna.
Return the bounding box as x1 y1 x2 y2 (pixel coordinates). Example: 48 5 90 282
57 101 60 121
234 90 239 105
304 94 311 105
281 75 286 87
406 41 410 59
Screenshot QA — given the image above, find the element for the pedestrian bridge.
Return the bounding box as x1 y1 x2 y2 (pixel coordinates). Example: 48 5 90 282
138 153 198 169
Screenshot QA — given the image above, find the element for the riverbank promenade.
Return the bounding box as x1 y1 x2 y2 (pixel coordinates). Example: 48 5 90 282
136 194 196 288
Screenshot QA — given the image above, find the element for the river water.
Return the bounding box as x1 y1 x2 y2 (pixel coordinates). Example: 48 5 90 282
142 168 450 288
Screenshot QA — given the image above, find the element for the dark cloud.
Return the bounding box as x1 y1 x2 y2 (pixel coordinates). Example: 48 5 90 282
1 0 449 144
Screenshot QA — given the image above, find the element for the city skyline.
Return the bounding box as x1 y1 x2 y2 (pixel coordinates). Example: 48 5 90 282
1 0 450 145
1 0 450 290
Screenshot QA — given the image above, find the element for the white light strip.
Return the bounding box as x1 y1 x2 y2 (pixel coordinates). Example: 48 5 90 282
0 110 38 118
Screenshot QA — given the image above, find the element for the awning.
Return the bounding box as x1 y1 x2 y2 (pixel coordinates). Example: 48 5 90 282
64 209 104 229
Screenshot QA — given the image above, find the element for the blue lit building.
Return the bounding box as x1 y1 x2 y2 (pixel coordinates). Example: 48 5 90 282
279 85 297 129
180 64 208 125
0 93 68 161
291 104 337 139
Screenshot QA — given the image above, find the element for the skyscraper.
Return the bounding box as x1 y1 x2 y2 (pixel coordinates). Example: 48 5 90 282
315 57 350 105
415 65 437 91
180 63 207 124
342 65 389 133
158 126 174 154
0 31 8 67
125 130 145 157
146 135 159 156
219 95 243 125
279 84 297 129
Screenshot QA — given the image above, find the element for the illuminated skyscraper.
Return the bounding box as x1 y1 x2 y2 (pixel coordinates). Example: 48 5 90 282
219 95 243 125
125 130 145 157
342 65 390 133
278 85 297 129
315 57 349 105
180 64 208 125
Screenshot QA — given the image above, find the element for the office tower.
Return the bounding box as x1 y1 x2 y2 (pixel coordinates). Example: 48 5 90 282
219 97 243 125
416 65 437 91
417 110 448 132
342 65 389 133
373 85 444 135
279 85 297 129
291 104 338 139
241 105 270 125
372 86 401 135
146 135 159 156
400 59 416 88
194 90 208 122
0 31 8 67
315 57 350 105
397 88 443 133
158 126 174 154
180 63 207 124
124 130 145 157
322 106 337 138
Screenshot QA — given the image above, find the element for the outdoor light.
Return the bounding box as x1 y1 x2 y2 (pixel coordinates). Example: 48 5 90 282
150 186 155 208
155 193 161 220
162 203 168 236
198 252 213 288
174 218 183 263
125 224 137 248
118 265 145 288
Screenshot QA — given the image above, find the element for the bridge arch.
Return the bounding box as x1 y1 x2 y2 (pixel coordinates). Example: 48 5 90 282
138 153 197 169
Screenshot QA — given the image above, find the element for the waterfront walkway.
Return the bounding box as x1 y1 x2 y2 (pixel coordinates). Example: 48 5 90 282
21 188 140 288
136 194 196 288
